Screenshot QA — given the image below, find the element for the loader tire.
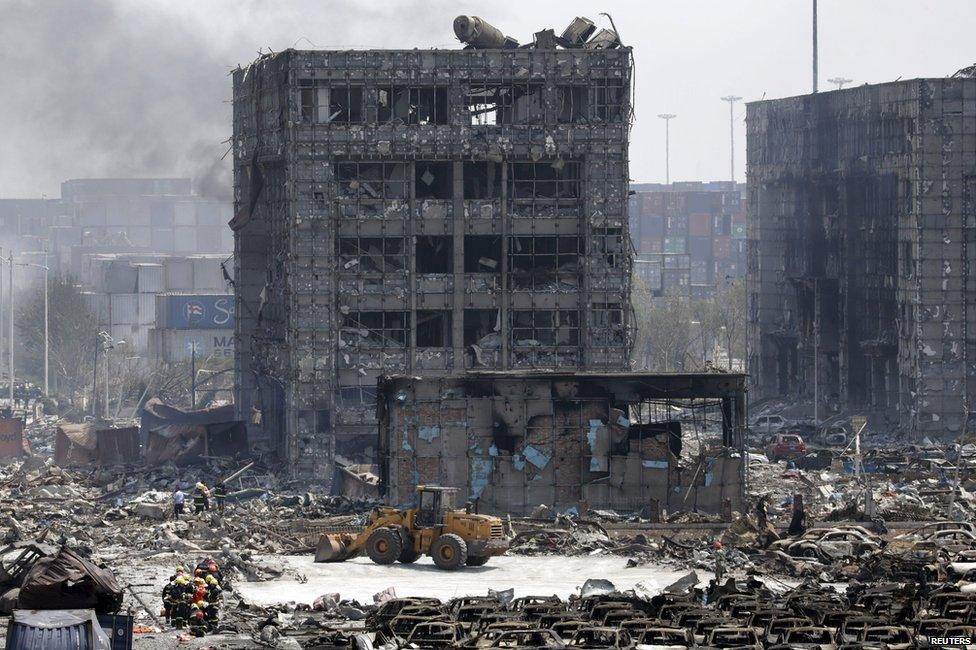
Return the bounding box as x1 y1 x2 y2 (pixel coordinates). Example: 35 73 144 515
431 533 467 570
366 527 402 565
466 556 489 567
397 531 420 563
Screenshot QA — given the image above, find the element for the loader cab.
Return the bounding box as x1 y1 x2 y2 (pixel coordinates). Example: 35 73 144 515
414 486 457 527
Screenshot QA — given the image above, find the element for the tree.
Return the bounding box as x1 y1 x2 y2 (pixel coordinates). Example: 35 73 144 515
714 279 747 370
691 298 721 368
631 276 695 371
16 274 97 398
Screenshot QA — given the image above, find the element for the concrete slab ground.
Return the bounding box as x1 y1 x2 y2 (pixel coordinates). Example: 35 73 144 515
236 555 690 605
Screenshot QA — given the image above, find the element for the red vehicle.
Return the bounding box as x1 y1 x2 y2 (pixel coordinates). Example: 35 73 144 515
765 432 807 461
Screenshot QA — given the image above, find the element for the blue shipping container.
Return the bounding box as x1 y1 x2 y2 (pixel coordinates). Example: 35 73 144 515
162 294 235 330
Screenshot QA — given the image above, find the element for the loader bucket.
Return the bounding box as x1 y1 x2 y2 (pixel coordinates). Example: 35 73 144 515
314 533 358 563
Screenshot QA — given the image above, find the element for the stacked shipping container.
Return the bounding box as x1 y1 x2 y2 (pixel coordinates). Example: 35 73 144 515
629 181 747 299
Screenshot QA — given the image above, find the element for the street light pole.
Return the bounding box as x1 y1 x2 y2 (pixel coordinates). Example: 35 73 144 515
657 113 677 185
92 334 100 416
812 0 818 93
720 96 742 184
7 253 13 406
42 266 48 396
104 340 110 419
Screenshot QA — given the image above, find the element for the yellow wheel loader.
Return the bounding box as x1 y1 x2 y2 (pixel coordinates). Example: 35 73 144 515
314 486 510 570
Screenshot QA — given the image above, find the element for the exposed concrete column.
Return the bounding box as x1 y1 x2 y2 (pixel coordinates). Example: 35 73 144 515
500 161 509 367
452 161 465 365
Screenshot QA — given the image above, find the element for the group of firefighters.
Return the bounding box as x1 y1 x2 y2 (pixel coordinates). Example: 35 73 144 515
161 558 224 636
172 481 227 519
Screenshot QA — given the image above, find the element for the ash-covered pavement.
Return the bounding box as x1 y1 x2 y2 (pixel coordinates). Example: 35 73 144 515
234 555 690 605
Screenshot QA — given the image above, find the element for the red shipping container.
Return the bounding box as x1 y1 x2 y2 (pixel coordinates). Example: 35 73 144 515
640 194 658 214
689 213 712 237
713 236 732 260
639 235 659 253
0 418 28 458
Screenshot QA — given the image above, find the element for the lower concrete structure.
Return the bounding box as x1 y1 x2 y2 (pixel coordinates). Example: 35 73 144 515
377 371 746 515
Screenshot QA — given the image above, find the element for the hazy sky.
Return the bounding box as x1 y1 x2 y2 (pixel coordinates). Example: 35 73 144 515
1 0 974 197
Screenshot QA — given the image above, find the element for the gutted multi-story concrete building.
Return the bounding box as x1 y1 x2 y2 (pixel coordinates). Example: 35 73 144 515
747 76 976 437
231 29 634 475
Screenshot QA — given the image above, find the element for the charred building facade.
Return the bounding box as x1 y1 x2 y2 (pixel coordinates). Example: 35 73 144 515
232 45 633 474
747 78 976 437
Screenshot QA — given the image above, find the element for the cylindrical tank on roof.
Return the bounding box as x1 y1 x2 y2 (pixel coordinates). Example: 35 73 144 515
453 16 509 49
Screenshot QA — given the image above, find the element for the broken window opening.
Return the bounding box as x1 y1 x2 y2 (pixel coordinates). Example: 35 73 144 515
510 161 581 200
593 79 624 122
316 410 331 433
338 237 406 273
415 235 453 273
300 83 364 124
416 310 453 348
415 161 454 199
377 86 448 125
464 309 501 347
590 302 625 345
465 83 544 126
312 191 326 210
335 162 408 199
337 386 378 407
300 86 316 122
463 162 502 199
556 85 588 124
512 310 580 347
342 311 409 347
464 235 502 273
510 235 581 289
592 228 624 268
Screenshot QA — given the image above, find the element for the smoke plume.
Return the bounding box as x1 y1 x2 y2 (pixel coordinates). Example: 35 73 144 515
0 0 480 199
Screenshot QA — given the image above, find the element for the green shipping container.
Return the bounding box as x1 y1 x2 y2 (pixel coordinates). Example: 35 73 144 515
663 236 686 254
732 223 747 239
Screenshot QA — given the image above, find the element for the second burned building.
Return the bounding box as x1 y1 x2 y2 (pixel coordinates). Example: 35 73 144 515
232 39 633 474
747 76 976 437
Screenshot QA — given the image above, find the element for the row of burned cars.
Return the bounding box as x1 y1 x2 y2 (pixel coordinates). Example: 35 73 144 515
333 521 976 649
768 521 976 575
350 577 976 649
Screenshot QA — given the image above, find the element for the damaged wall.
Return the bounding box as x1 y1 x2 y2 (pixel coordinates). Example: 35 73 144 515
232 46 634 476
747 78 976 438
377 372 746 515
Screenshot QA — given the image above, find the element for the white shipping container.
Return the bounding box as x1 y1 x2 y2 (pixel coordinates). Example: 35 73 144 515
174 226 196 252
137 293 156 326
104 261 138 293
127 327 150 354
192 256 225 290
165 258 194 290
220 227 234 252
82 292 109 322
109 293 140 325
86 255 115 289
136 263 165 293
125 226 152 247
151 228 175 252
109 324 149 354
174 201 197 226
